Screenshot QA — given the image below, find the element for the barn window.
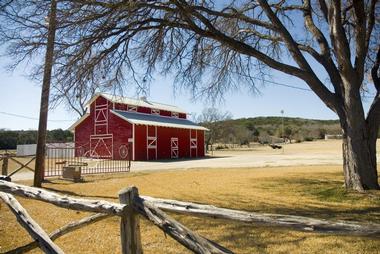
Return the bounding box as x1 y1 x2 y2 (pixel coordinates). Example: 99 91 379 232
151 109 160 115
127 105 137 112
171 112 179 118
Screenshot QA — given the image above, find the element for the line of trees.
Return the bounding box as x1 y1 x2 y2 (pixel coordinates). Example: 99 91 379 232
198 108 351 150
0 129 73 150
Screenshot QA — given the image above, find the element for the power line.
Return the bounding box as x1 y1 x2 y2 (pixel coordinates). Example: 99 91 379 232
252 77 312 91
199 59 377 96
0 111 74 122
125 38 379 96
129 38 314 92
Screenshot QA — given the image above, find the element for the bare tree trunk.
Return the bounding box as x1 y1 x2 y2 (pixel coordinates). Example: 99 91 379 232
341 98 379 191
368 129 379 178
34 0 57 187
342 137 378 191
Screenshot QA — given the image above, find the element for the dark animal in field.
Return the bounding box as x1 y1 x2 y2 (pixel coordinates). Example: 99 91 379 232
269 144 282 149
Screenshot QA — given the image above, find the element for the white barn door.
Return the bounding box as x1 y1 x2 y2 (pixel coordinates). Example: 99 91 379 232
171 138 178 158
190 130 197 157
147 126 157 160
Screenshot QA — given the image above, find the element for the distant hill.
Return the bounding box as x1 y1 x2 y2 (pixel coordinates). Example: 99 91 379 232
230 116 340 126
204 116 342 146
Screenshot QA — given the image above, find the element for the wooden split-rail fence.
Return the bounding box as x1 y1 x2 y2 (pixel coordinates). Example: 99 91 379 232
0 177 379 254
1 153 35 180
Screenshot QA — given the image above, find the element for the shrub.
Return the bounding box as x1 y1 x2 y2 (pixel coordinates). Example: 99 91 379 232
215 145 227 150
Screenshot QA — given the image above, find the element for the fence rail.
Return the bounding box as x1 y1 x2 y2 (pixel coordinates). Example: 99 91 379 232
0 146 131 179
0 153 35 180
45 146 131 177
0 178 379 254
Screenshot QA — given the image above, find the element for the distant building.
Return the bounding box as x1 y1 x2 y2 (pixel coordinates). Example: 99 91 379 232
69 93 208 160
16 143 74 157
324 134 343 140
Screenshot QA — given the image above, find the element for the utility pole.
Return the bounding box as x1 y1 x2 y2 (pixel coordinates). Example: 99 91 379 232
34 0 57 187
281 110 284 154
281 110 284 142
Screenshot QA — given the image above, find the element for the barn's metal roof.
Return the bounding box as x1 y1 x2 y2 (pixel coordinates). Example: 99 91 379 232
86 93 187 114
111 110 208 131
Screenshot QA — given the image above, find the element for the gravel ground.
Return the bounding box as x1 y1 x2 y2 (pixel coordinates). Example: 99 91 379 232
11 139 380 181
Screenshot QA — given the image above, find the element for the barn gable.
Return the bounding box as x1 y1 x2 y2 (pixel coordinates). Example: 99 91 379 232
86 93 188 118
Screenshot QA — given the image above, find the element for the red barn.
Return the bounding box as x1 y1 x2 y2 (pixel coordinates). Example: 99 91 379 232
69 93 208 161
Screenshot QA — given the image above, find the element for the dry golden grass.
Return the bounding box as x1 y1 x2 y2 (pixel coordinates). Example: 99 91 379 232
1 165 380 254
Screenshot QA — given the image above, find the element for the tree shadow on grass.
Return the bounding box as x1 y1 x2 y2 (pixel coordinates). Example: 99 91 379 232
43 173 380 223
167 213 374 254
179 175 380 223
256 175 380 201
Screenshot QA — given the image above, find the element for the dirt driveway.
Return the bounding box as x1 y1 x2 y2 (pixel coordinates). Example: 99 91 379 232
132 139 348 171
11 140 380 180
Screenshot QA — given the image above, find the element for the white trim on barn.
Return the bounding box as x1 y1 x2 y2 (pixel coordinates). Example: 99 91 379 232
127 105 137 112
94 101 109 134
90 134 113 158
146 125 157 160
132 124 136 161
190 130 197 157
171 137 178 158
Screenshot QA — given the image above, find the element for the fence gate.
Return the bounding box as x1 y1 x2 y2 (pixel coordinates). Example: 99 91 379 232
171 138 178 159
45 145 131 177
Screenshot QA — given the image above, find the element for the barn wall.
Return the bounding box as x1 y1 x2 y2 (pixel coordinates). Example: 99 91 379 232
108 112 133 160
159 110 171 117
137 106 151 114
156 127 170 159
131 125 206 161
156 127 191 159
114 103 128 111
179 129 191 158
134 125 147 160
75 95 114 158
197 130 205 156
74 114 93 156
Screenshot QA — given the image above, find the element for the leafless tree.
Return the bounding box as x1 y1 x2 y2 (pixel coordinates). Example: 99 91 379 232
197 108 232 151
0 0 379 191
0 0 119 118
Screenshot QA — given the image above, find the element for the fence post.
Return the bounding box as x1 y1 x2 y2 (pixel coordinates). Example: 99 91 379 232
118 186 142 254
2 155 9 176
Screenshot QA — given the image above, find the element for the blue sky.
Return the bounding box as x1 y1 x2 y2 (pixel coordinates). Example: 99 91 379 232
1 2 377 131
0 59 346 131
